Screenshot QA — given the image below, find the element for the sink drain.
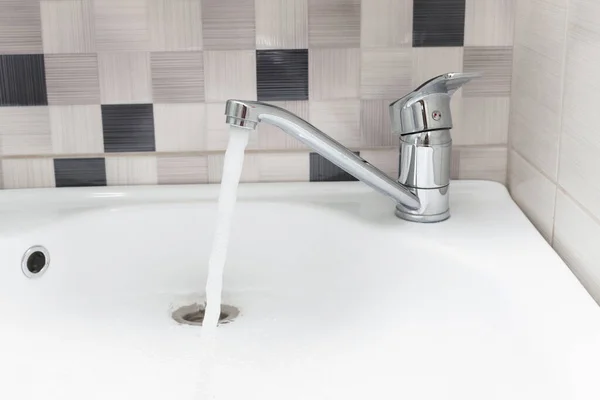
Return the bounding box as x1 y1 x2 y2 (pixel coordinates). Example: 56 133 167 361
172 303 239 326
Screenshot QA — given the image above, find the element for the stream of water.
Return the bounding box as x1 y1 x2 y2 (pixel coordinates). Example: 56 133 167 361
197 125 250 398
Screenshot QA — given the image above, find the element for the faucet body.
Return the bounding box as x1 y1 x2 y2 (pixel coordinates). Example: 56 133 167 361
225 72 478 223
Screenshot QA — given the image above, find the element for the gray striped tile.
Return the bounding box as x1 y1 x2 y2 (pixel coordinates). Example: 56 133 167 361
45 54 100 105
360 100 394 147
0 0 43 54
308 0 360 48
463 46 513 97
151 52 204 103
157 156 208 184
40 0 96 53
202 0 256 50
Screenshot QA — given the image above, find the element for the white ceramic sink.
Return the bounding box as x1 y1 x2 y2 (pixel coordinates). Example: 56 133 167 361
1 181 599 400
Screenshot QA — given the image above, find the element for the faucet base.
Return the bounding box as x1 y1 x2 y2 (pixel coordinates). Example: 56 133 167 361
395 207 450 223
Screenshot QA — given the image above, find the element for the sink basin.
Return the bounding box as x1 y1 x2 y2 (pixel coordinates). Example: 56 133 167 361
1 181 599 400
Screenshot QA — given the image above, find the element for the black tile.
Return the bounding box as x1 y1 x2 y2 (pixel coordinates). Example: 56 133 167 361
0 55 48 106
257 50 308 101
310 152 359 182
54 158 107 188
101 104 156 153
413 0 466 47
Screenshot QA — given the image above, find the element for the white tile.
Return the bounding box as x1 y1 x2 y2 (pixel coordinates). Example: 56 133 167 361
98 52 152 104
360 148 399 178
554 191 600 304
411 47 464 88
309 100 360 148
255 0 308 49
208 152 309 183
1 158 55 189
557 0 600 222
149 0 203 51
0 107 51 156
508 150 557 242
49 105 103 154
154 103 206 152
455 97 510 146
456 146 508 184
256 101 308 150
360 0 412 48
465 0 515 46
40 0 96 53
360 49 412 100
204 51 257 102
309 48 360 100
106 156 158 185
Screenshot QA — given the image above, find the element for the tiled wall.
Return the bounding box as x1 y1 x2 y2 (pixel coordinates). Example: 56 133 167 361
508 0 600 304
0 0 513 188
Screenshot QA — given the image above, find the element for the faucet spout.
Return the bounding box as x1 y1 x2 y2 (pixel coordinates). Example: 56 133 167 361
225 100 421 211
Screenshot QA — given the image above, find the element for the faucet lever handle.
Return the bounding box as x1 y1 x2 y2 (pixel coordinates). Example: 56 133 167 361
390 72 480 135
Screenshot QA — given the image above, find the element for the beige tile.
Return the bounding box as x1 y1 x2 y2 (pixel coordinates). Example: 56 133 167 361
0 107 51 156
1 159 55 189
454 146 508 184
514 0 568 63
554 191 600 304
360 49 412 99
49 105 103 154
149 0 202 51
202 0 256 50
509 44 563 179
94 0 150 51
256 101 308 150
45 54 101 105
98 52 152 104
106 156 158 186
360 148 399 178
0 0 43 54
361 0 411 48
465 0 515 46
464 47 513 97
412 47 464 88
151 51 204 103
206 102 259 151
309 100 360 147
154 103 206 152
454 97 510 146
308 0 360 48
157 155 208 184
309 48 360 100
204 50 256 102
0 160 2 189
208 152 309 183
360 100 394 147
40 0 95 53
557 0 600 222
256 0 308 49
508 150 557 242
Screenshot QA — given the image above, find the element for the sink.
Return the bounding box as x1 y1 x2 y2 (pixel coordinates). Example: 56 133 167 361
1 181 599 400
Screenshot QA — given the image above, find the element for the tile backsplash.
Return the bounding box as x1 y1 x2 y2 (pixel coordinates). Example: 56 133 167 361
0 0 513 188
508 0 600 304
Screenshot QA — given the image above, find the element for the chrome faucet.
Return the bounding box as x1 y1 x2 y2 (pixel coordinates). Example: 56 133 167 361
224 72 478 223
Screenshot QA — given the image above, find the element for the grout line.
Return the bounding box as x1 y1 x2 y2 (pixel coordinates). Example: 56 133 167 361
0 145 507 161
510 146 558 184
551 0 573 245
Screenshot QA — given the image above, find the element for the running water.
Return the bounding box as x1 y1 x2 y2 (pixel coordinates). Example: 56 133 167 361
197 125 250 398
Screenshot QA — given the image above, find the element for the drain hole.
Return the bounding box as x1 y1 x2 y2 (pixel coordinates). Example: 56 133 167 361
21 246 50 278
27 251 47 274
172 304 239 326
